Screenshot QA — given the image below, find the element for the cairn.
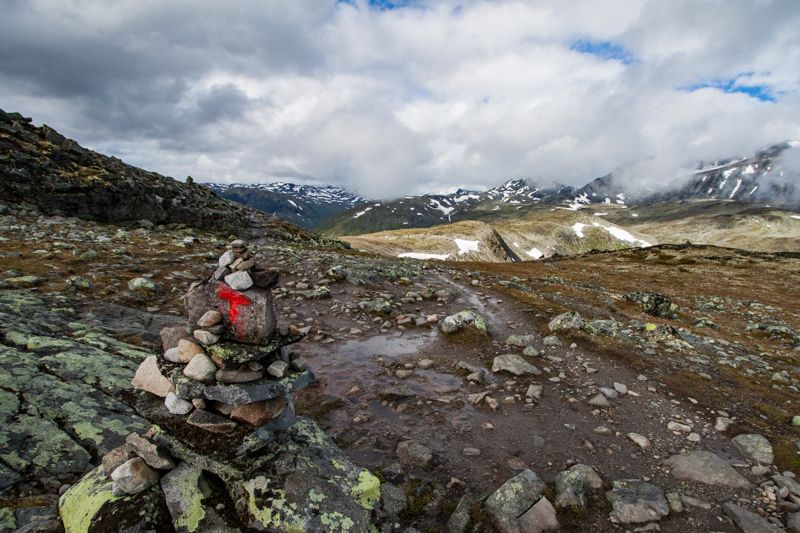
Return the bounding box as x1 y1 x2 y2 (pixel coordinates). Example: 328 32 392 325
131 239 312 448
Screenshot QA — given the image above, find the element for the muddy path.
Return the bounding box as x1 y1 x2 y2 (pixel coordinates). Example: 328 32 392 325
288 263 754 532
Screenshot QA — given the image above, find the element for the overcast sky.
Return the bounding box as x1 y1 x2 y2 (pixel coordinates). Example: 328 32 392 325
1 0 799 198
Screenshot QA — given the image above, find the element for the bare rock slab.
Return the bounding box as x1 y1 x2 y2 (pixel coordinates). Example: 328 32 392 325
733 434 774 464
723 502 784 533
663 451 750 488
606 480 669 525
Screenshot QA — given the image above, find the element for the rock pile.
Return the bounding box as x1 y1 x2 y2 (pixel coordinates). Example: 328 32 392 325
131 239 312 448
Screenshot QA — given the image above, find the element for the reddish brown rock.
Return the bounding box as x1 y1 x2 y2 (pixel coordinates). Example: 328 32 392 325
230 397 287 426
160 325 190 351
102 444 133 475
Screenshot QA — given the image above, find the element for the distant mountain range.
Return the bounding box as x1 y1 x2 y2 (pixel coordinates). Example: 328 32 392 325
204 182 366 229
208 141 797 234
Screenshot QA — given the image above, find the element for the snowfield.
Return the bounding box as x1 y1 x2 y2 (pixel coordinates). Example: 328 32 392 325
454 238 479 255
398 252 451 260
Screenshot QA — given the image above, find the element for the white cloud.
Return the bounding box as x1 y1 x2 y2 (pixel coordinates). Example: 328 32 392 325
0 0 798 198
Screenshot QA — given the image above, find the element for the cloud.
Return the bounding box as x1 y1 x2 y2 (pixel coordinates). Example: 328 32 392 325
0 0 799 198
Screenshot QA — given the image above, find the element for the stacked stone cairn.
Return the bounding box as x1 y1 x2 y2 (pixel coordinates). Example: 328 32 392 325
57 241 385 531
131 238 312 445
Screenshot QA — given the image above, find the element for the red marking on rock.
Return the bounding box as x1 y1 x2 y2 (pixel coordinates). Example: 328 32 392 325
217 284 252 335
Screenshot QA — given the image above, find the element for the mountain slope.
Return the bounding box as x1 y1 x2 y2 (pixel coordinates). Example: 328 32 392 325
205 182 366 229
0 109 328 243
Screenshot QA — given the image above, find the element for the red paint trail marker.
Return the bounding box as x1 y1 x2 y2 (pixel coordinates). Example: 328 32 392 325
217 284 252 335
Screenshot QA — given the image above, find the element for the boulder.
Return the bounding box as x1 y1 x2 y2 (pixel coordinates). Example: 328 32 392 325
733 434 774 464
606 480 668 524
723 502 784 533
518 496 560 532
548 312 585 333
439 310 488 336
624 291 678 319
492 354 541 376
185 280 277 345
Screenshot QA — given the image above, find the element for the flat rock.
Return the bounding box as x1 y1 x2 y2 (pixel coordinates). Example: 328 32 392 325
606 480 669 524
186 410 237 433
733 434 774 464
216 368 262 383
125 433 175 470
230 397 286 426
197 310 223 328
492 353 541 376
224 271 253 291
663 451 750 488
132 356 174 397
723 502 784 533
160 325 190 351
396 440 433 467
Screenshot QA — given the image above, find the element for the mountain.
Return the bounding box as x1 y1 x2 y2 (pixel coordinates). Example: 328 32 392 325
0 109 339 245
205 182 366 229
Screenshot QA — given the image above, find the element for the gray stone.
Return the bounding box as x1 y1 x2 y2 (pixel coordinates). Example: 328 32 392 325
175 339 204 363
396 440 433 467
439 310 488 336
125 433 175 470
666 492 684 514
492 354 541 376
193 329 219 345
723 502 784 533
380 483 407 515
555 469 587 509
485 469 546 533
127 277 159 291
543 335 562 347
224 271 253 291
110 457 160 495
548 311 585 333
183 354 217 383
663 451 750 488
588 393 611 408
568 464 603 490
733 434 774 464
216 369 262 383
606 480 669 524
505 334 537 347
786 511 800 533
267 360 289 378
447 493 473 533
199 379 288 404
197 310 222 328
518 496 560 532
164 392 193 415
218 250 236 268
186 409 237 433
773 475 800 498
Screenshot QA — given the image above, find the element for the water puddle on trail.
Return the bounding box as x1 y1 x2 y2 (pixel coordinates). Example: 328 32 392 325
298 330 462 400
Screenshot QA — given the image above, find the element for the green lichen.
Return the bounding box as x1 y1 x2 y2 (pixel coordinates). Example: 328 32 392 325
168 466 207 532
244 477 307 532
309 489 326 503
0 507 16 532
320 512 355 531
331 458 347 471
59 466 123 533
351 470 380 510
645 323 657 332
25 336 79 352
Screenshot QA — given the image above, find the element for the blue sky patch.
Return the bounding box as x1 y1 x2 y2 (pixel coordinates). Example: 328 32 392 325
683 75 776 102
570 38 634 64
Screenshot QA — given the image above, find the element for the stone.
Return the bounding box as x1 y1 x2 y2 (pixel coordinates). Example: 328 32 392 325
163 347 183 363
518 496 560 532
588 393 611 408
555 469 587 509
125 433 175 470
526 384 543 400
183 354 217 383
198 379 289 404
505 334 537 347
666 492 684 514
606 480 669 524
447 493 473 533
485 469 546 533
161 325 190 351
787 511 800 533
185 280 277 345
175 339 204 363
624 291 678 319
715 416 733 431
542 335 562 347
723 502 784 533
165 392 193 415
439 310 488 336
213 266 230 280
733 433 774 464
380 483 407 515
101 445 132 475
218 250 236 268
417 358 435 369
161 463 226 533
773 475 800 498
492 354 541 376
568 464 603 490
127 277 159 291
358 299 393 314
663 451 750 488
193 329 219 345
216 369 262 383
396 440 433 467
224 271 253 291
197 310 222 328
230 398 286 426
267 360 289 378
548 311 585 333
627 433 651 450
110 458 160 495
186 410 237 433
132 356 174 397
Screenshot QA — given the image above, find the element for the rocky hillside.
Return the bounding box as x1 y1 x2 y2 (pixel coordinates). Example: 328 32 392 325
205 182 366 229
0 109 324 243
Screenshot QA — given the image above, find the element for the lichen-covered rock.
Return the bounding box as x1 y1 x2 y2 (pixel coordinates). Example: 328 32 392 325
606 480 669 524
161 463 226 532
484 469 546 533
733 433 774 464
624 292 678 319
439 310 488 337
548 311 585 333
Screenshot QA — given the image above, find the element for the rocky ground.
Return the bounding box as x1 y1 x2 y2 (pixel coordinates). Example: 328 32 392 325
1 203 799 532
